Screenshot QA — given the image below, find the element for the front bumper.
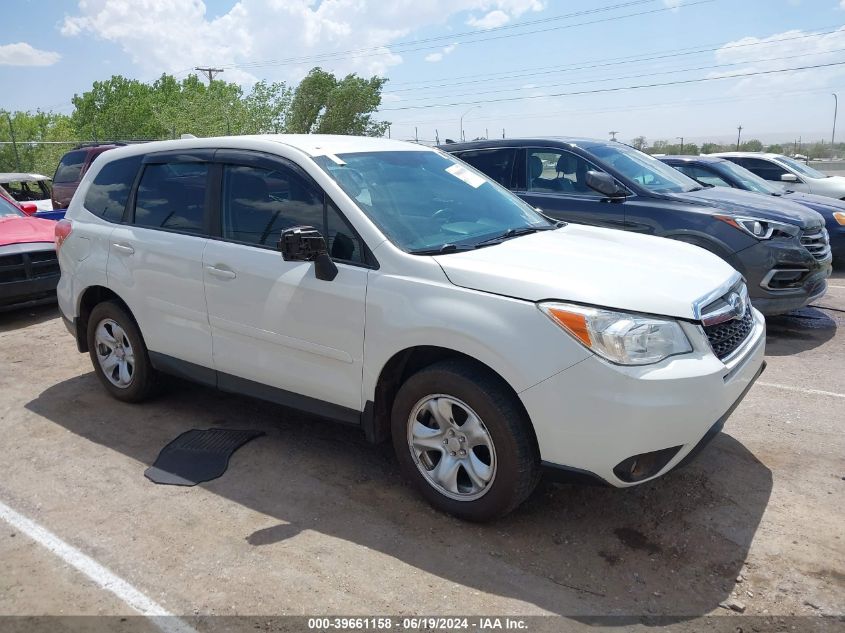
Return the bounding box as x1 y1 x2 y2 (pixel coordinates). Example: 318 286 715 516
730 237 832 315
520 308 766 487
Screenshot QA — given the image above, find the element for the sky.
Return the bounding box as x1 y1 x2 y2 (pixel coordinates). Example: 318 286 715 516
2 0 845 146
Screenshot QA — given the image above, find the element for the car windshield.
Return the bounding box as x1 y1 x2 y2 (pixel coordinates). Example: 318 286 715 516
775 156 827 179
314 150 552 253
0 196 24 217
587 143 700 193
714 160 779 194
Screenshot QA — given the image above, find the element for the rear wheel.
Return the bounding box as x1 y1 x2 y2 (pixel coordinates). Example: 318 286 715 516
87 301 156 402
391 359 540 521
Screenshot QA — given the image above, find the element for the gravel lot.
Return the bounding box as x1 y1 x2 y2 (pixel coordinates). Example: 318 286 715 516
0 272 843 632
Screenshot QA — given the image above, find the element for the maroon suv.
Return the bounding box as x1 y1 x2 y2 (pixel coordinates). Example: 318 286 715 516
51 144 121 210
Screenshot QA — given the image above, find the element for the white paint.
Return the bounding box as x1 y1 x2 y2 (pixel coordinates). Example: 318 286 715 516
0 499 197 633
757 381 845 399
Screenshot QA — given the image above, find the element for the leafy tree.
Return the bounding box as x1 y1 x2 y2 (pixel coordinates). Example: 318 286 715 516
287 68 338 134
766 144 783 154
630 136 646 150
740 139 763 152
242 80 293 134
700 142 724 154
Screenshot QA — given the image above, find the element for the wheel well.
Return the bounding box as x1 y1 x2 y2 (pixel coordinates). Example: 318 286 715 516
75 286 134 353
366 346 533 446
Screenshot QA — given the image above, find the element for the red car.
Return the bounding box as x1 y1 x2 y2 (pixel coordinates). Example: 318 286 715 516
0 195 60 310
51 143 121 209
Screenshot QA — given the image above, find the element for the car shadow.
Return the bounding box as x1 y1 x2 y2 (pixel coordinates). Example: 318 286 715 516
0 303 59 333
764 307 838 356
26 373 772 622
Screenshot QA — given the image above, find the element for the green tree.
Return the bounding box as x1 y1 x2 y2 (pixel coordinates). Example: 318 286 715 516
700 142 724 154
242 80 293 134
740 139 763 152
630 136 646 150
287 67 389 136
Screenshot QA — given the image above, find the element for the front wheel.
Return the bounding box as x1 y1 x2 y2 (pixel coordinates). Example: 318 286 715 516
391 360 540 521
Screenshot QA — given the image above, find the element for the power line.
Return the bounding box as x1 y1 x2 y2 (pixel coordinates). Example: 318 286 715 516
390 47 845 105
380 60 845 111
217 0 713 70
387 26 844 93
195 66 224 82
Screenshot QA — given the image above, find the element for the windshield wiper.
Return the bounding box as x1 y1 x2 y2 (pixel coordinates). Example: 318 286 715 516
410 243 477 255
474 225 555 247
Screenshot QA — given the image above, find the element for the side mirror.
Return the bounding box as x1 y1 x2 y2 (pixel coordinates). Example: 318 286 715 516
20 202 38 216
278 226 338 282
780 173 799 183
585 170 626 199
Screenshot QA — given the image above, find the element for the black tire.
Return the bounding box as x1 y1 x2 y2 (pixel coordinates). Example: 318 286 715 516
87 301 157 403
391 359 540 521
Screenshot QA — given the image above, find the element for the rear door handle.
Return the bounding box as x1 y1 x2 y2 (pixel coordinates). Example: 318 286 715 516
112 243 134 255
205 265 237 280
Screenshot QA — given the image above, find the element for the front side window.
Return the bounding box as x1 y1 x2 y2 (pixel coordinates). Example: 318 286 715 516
54 150 87 184
84 155 143 222
455 148 516 187
714 160 777 194
734 157 790 182
0 196 23 217
587 143 700 193
314 150 551 254
134 162 208 234
526 149 604 195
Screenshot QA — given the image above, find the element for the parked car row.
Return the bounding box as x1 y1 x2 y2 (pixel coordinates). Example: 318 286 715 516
443 139 833 315
55 135 767 520
658 155 845 264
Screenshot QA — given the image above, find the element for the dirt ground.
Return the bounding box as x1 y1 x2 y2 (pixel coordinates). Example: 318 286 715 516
0 273 843 633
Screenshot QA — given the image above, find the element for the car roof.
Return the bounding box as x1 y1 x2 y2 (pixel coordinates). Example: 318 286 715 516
708 152 784 159
93 134 430 163
659 155 728 164
0 173 50 182
440 137 616 151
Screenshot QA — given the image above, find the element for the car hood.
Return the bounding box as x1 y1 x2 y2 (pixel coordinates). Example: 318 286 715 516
433 224 738 320
0 216 56 247
668 187 824 228
782 190 845 213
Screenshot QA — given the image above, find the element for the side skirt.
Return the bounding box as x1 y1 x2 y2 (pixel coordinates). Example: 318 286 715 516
148 351 362 427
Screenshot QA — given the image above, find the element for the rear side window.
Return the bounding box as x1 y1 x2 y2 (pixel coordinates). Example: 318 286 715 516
456 148 516 187
134 162 208 234
54 150 87 184
733 157 789 182
84 155 143 222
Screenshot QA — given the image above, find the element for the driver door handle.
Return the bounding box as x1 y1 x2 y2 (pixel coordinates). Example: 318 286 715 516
112 243 134 255
205 265 237 280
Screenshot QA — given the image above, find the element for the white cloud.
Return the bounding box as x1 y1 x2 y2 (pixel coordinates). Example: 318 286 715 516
424 43 458 63
467 10 510 29
60 0 547 85
663 0 681 8
0 42 61 66
713 27 845 94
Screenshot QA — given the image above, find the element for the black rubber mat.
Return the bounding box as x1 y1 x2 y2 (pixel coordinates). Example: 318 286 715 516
144 428 264 486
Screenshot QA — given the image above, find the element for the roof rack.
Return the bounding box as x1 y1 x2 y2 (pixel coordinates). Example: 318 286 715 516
73 141 127 149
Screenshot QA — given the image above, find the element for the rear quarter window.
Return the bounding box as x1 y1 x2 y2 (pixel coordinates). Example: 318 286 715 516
54 150 88 184
84 155 144 222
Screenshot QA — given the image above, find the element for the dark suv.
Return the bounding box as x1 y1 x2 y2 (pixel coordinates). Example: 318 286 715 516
441 138 832 315
51 143 122 210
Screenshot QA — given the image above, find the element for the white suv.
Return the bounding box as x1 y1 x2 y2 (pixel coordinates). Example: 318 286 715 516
55 135 766 520
712 152 845 199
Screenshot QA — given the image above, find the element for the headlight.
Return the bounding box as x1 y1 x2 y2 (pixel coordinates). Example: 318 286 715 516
715 215 798 239
539 302 692 365
834 212 845 226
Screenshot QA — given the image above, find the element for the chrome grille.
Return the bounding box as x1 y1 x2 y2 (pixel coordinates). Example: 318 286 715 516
703 308 754 361
800 227 831 261
0 250 59 285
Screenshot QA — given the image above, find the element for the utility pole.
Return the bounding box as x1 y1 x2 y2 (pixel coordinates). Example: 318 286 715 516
195 66 224 83
736 125 743 151
502 128 505 139
460 105 480 142
677 136 684 154
609 130 618 141
435 129 440 145
4 112 21 171
414 126 418 143
832 93 838 150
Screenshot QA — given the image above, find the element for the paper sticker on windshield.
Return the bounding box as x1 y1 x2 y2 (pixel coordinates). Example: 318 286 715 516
446 163 485 188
